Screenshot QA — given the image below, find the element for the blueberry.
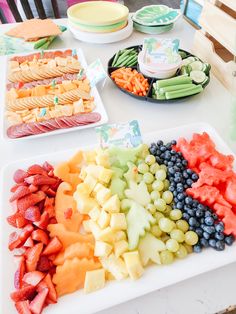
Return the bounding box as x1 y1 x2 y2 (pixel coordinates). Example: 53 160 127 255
164 152 171 160
215 240 225 251
200 238 209 248
157 140 163 146
191 173 199 181
173 166 181 172
177 152 183 157
224 235 235 246
170 149 176 155
203 225 215 234
183 171 189 179
169 186 175 192
166 142 172 149
215 222 224 233
200 218 205 224
176 186 184 193
155 149 162 156
189 217 197 227
184 184 188 189
215 232 224 241
171 140 177 145
204 211 212 218
171 156 177 162
177 193 185 201
149 147 157 155
176 162 182 168
195 228 203 237
205 216 214 226
209 239 216 248
176 202 184 209
168 161 174 167
187 209 195 217
182 159 188 166
155 157 161 163
183 213 190 220
173 191 177 196
196 209 204 218
186 169 193 175
212 213 218 220
174 177 182 183
193 244 202 253
189 226 195 231
185 197 193 205
174 197 178 203
160 146 166 152
197 204 204 210
203 231 210 240
195 221 200 228
193 200 199 208
184 205 191 211
186 179 193 186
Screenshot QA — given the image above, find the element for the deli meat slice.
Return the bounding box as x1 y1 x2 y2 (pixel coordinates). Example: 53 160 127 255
7 113 101 138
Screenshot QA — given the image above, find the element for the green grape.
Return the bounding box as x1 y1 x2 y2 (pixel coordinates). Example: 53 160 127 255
151 225 162 237
136 174 143 183
155 169 167 181
146 204 156 214
154 212 164 222
170 229 185 243
160 164 167 172
138 163 149 174
163 179 170 190
184 243 193 253
175 244 188 259
150 163 160 174
147 184 153 193
143 172 154 184
159 217 174 233
176 219 189 232
152 179 164 191
164 205 172 216
166 239 179 252
185 231 199 245
162 191 173 204
145 154 156 165
154 199 166 212
169 209 182 221
161 234 170 242
121 199 132 212
160 250 174 265
151 190 160 201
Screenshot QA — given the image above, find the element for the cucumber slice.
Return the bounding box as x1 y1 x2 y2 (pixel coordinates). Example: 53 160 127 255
180 66 189 75
190 70 206 84
182 58 191 66
190 61 203 71
187 56 196 63
203 63 211 75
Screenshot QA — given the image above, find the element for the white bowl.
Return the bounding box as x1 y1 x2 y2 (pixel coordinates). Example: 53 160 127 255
138 63 178 79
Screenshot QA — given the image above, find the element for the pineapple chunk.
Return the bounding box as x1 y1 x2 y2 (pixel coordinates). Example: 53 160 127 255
88 220 102 239
84 269 105 294
82 220 91 233
106 271 115 281
100 254 128 281
83 150 97 163
97 210 110 229
88 207 101 222
97 227 115 243
114 231 127 241
95 151 110 168
114 240 128 258
75 183 90 196
96 187 111 206
110 213 127 230
79 167 87 181
123 251 144 280
98 168 113 184
102 195 120 213
94 241 112 257
84 174 97 194
73 194 98 214
92 183 104 197
85 165 103 179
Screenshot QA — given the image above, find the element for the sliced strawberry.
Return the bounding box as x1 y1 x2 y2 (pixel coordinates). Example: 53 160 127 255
45 188 56 197
9 232 22 251
27 165 47 176
42 237 62 256
44 197 54 207
14 169 28 184
47 170 54 177
29 288 49 314
15 300 32 314
24 206 41 222
23 271 45 287
31 230 49 245
40 185 49 192
64 208 72 219
47 254 56 261
10 186 31 202
37 200 45 213
19 224 34 243
44 205 55 218
42 162 53 173
18 192 46 213
48 217 57 225
11 183 28 193
33 212 49 230
11 285 36 302
23 236 34 248
26 243 44 272
14 256 25 290
25 175 57 186
38 274 57 303
29 185 38 193
37 256 52 272
7 212 28 228
50 180 61 191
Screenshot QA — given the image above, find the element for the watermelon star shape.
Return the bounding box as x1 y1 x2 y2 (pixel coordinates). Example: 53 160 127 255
125 181 151 206
126 201 155 250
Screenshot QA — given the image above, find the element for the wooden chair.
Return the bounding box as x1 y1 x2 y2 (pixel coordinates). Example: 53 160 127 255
1 0 60 23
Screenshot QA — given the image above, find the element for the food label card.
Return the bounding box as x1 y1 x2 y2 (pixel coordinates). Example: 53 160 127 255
86 58 107 87
96 120 143 148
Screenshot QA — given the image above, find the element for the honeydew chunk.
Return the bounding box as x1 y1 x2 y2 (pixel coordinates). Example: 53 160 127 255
88 207 101 222
96 188 112 206
110 213 127 230
83 150 97 163
114 240 128 258
83 220 91 233
125 181 151 207
111 166 124 179
84 174 97 194
102 195 120 213
100 254 128 280
123 251 144 280
97 210 110 229
84 269 105 294
124 162 139 182
94 241 113 257
98 168 113 184
97 227 115 243
114 231 127 242
89 220 102 239
73 193 98 214
110 178 126 200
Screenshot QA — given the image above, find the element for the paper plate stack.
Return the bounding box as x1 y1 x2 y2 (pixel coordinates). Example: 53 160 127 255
67 1 133 44
132 5 181 35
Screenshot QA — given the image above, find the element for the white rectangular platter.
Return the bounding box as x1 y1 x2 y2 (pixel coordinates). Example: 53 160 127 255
1 122 236 314
1 48 108 141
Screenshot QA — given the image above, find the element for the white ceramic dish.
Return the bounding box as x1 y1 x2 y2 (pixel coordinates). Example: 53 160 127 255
68 18 133 44
1 122 236 314
1 48 108 141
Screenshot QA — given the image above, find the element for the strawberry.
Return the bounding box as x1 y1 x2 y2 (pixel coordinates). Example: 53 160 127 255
37 256 52 272
31 230 49 245
29 185 38 193
26 243 43 272
10 285 36 302
23 271 45 287
19 225 34 244
47 254 56 261
9 232 22 251
10 186 31 202
27 165 47 176
15 300 32 314
40 185 49 192
24 206 41 222
44 197 54 207
7 212 28 228
18 191 46 213
42 237 62 256
11 183 28 193
44 205 55 218
25 175 57 186
50 180 61 191
47 170 54 177
64 208 72 219
37 200 45 213
45 188 56 197
37 274 57 303
42 162 53 173
14 256 25 290
33 212 49 230
29 288 49 314
48 217 57 225
23 236 34 248
14 169 28 184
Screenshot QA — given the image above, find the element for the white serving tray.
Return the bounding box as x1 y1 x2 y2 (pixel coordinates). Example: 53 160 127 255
1 122 236 314
1 48 108 141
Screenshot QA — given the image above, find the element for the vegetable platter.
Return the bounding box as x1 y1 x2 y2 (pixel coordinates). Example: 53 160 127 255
1 122 236 314
2 48 108 140
107 45 211 103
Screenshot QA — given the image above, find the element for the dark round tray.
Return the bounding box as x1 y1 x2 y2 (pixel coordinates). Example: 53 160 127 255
107 45 211 103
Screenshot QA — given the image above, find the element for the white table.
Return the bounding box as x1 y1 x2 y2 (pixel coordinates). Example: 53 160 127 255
1 18 236 314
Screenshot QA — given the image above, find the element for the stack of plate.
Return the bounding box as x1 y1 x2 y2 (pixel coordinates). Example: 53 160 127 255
67 1 133 44
132 5 181 35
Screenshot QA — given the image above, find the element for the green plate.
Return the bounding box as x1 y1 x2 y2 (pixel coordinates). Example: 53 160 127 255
133 5 181 26
133 21 173 34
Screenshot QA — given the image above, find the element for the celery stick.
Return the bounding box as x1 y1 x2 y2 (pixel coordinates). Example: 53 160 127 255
165 85 203 99
159 84 194 94
156 75 192 89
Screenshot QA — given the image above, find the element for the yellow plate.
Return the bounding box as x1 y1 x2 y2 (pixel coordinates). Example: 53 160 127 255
67 1 129 26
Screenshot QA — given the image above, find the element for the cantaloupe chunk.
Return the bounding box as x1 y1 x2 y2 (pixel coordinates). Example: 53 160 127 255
52 257 101 296
54 162 70 183
68 151 83 173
